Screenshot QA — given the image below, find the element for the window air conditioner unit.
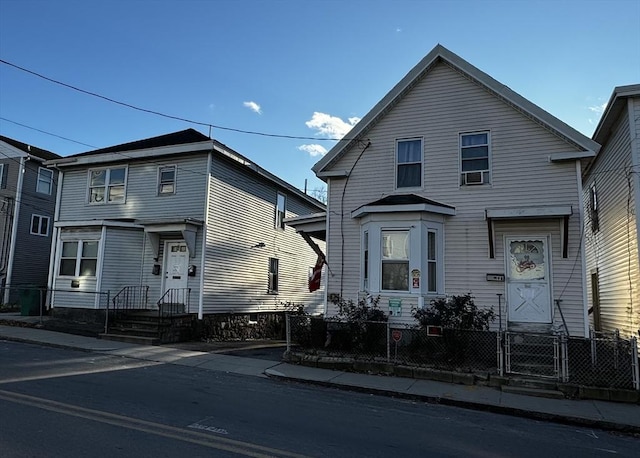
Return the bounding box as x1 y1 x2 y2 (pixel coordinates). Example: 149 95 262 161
463 171 484 185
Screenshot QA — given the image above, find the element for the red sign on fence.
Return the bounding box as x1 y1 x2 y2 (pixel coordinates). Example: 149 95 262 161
392 330 402 342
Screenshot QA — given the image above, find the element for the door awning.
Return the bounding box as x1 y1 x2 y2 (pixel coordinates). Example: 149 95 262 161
142 219 203 259
485 205 573 258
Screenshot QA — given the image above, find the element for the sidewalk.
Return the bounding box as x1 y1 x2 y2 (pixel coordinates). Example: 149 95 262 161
1 322 639 434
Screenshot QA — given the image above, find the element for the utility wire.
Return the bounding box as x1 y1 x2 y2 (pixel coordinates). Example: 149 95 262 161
0 117 97 148
0 58 352 142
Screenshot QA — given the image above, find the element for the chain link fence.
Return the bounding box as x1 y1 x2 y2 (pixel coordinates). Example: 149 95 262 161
287 315 640 390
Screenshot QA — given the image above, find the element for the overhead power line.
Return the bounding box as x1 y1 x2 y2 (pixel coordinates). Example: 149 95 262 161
0 117 97 148
0 58 354 142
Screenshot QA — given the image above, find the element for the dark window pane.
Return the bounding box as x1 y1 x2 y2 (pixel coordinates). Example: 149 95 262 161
61 242 78 258
462 158 489 172
83 241 99 258
79 259 97 276
41 218 49 235
397 163 421 187
382 262 409 290
109 168 126 185
60 259 76 276
31 217 39 234
397 140 422 163
461 145 488 159
428 262 437 292
461 133 487 147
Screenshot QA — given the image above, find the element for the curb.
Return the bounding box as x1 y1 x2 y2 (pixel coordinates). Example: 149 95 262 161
264 369 640 435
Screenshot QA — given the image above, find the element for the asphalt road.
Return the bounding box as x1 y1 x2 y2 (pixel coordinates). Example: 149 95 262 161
0 340 638 457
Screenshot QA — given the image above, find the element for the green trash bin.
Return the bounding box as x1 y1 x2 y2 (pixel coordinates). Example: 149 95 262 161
20 287 40 316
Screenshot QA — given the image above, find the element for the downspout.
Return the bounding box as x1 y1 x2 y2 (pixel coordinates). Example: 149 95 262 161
46 168 63 309
198 151 213 320
323 178 331 316
576 159 590 337
4 157 25 303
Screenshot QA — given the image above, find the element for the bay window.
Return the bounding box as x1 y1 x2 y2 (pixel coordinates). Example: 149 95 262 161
59 240 99 277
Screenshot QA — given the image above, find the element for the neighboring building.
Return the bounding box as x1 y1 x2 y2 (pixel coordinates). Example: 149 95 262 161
44 129 325 322
584 85 640 339
0 136 60 300
311 45 601 337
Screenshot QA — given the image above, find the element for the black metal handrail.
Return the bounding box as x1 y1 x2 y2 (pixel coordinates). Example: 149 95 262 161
156 287 191 318
107 285 149 333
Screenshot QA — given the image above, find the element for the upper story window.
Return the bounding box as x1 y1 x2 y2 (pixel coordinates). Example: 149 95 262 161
158 165 176 195
59 240 98 277
30 214 50 236
396 139 422 189
275 192 286 230
36 167 54 195
88 167 127 204
460 132 490 185
589 185 599 232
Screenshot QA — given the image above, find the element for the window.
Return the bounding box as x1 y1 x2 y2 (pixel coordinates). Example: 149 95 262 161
396 139 422 188
275 193 286 229
460 132 490 185
36 167 54 195
88 167 127 204
381 231 409 291
158 165 176 195
0 163 5 189
589 185 599 232
427 231 437 293
268 257 279 293
59 240 99 277
30 214 50 236
363 231 369 290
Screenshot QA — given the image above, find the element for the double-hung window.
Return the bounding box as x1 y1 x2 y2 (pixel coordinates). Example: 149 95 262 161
275 193 286 230
460 132 490 185
59 241 99 277
36 167 54 195
381 230 410 291
589 185 599 232
30 214 50 236
268 257 279 294
396 139 422 189
158 165 176 195
89 167 127 204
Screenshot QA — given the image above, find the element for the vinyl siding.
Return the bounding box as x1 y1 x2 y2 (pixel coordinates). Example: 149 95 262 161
57 154 208 222
584 98 640 338
325 61 587 334
203 155 325 314
100 227 145 298
0 158 18 276
11 161 57 286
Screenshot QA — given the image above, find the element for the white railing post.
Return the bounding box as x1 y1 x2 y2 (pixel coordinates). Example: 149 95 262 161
285 314 291 353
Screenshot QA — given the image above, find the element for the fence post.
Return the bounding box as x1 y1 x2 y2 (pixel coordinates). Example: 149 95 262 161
104 291 110 335
631 336 639 391
39 288 44 325
386 322 390 363
497 331 504 376
285 314 291 353
560 334 569 383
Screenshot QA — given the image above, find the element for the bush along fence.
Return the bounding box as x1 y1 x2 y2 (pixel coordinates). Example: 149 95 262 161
285 294 640 392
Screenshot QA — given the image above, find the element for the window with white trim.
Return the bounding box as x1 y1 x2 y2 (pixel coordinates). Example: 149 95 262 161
589 185 599 232
460 132 490 185
268 257 279 294
396 138 422 188
30 214 50 236
360 220 443 295
88 167 127 204
158 165 176 195
59 240 99 277
36 167 54 195
275 192 286 230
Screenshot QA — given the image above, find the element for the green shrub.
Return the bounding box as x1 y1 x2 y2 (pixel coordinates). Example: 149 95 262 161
413 294 495 331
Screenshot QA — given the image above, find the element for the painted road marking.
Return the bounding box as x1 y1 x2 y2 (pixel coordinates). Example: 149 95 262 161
0 389 308 458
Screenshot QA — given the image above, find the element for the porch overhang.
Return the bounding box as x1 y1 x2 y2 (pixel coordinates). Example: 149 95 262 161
284 212 327 264
351 194 456 219
485 205 573 259
142 218 203 259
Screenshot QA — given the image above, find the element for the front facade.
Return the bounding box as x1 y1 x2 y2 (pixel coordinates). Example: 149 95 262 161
313 45 600 337
46 129 325 318
0 136 60 300
584 85 640 339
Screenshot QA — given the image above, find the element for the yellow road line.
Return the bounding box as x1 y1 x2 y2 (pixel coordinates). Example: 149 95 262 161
0 389 309 458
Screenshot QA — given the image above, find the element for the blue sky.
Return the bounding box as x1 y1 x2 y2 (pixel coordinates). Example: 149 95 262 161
1 0 639 195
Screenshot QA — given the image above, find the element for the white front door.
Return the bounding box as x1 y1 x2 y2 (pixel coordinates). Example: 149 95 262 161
164 241 189 292
505 237 552 323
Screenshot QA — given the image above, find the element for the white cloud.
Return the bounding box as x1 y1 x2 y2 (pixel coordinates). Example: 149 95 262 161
396 27 402 32
588 102 607 114
243 101 262 114
304 112 360 139
298 144 328 157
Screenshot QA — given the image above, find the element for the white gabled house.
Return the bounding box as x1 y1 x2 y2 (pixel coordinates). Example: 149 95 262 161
583 85 640 340
44 129 325 335
310 44 601 337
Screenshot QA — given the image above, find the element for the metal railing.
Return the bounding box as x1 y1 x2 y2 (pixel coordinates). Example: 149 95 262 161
106 285 150 333
286 315 640 390
157 288 191 316
0 285 48 324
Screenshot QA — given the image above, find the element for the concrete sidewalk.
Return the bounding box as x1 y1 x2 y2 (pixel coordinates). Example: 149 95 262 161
1 323 639 434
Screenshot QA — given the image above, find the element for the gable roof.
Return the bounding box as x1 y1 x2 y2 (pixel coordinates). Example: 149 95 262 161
592 84 640 145
70 128 211 157
0 135 61 161
313 44 601 176
351 193 455 218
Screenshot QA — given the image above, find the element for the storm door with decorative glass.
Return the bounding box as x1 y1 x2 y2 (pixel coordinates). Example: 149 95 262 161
506 238 552 323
